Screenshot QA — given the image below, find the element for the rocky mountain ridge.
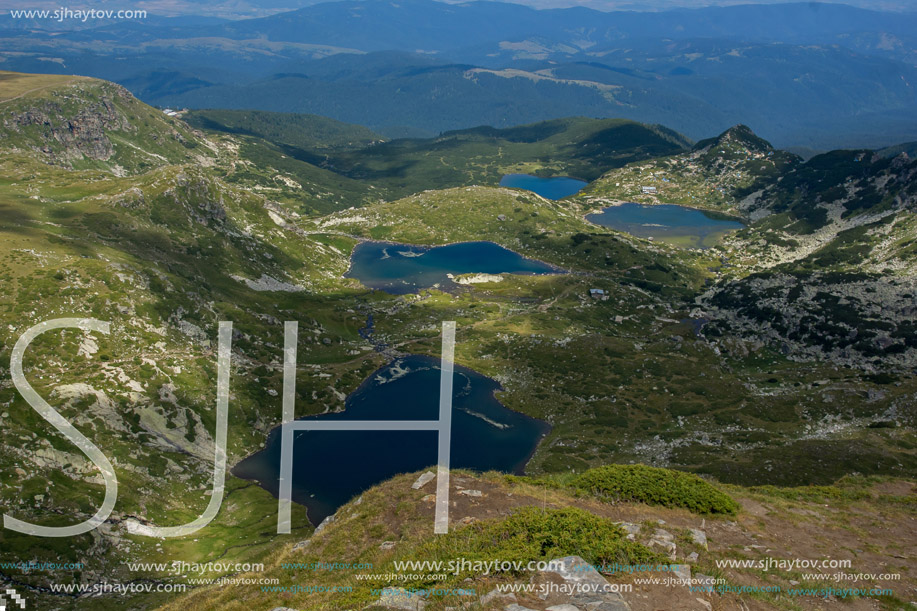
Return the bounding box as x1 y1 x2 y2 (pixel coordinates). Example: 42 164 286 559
0 72 214 174
574 125 917 371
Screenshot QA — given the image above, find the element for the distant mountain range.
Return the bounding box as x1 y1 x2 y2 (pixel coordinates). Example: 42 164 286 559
2 1 916 148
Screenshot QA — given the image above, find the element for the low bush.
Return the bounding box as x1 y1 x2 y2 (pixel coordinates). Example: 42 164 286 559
412 506 659 581
571 464 740 515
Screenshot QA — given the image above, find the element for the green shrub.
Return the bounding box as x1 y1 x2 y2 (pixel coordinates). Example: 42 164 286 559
412 506 658 582
571 465 740 515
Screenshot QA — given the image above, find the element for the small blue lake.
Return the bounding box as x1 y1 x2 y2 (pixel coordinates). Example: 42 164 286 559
346 240 560 295
499 174 588 200
233 355 549 526
586 203 745 248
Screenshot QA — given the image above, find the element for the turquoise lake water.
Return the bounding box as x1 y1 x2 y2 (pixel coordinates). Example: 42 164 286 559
346 240 560 294
499 174 588 199
586 203 745 248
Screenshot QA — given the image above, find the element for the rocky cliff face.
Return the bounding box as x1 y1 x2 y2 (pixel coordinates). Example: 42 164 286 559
8 98 126 162
0 77 211 173
3 82 133 162
697 271 917 371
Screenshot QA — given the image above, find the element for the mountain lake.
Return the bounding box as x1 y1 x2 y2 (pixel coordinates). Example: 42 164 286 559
345 240 561 294
233 354 550 526
499 173 588 199
586 202 745 248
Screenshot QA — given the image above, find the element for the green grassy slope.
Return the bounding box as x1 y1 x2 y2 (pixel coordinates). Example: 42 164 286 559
0 73 385 607
183 108 386 151
162 468 917 611
0 72 913 611
197 115 691 204
0 71 214 175
307 183 915 486
574 125 917 370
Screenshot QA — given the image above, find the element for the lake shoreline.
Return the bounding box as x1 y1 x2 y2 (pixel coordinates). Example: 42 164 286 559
232 353 552 526
344 239 567 294
581 197 748 224
583 201 746 249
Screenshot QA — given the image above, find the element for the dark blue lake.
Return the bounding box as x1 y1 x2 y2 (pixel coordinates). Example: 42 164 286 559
499 174 588 199
346 240 560 295
233 355 549 526
586 203 745 248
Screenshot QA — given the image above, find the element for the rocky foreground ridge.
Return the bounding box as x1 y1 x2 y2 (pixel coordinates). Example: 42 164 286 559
164 469 916 611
